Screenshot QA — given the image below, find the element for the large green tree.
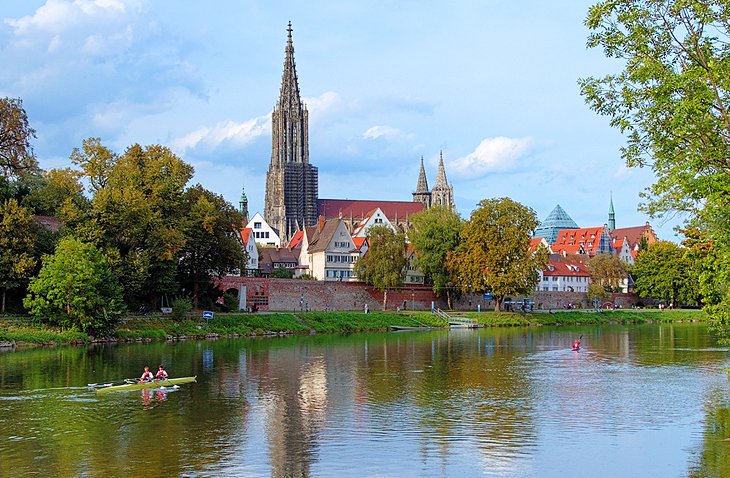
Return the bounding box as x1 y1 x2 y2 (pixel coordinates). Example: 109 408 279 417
633 240 700 307
579 0 730 337
0 199 36 313
24 236 125 334
73 141 193 306
446 198 547 312
409 205 462 308
587 253 627 293
178 185 247 307
354 224 407 310
0 98 37 179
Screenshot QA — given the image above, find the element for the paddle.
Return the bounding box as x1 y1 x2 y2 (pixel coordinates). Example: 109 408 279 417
87 378 136 388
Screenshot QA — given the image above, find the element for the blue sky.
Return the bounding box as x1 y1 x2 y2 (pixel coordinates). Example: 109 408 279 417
0 0 684 240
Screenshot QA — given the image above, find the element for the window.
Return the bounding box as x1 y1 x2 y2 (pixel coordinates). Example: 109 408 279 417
264 232 269 238
254 222 261 229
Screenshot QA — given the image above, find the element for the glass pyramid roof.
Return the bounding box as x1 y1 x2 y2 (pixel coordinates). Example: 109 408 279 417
533 204 579 243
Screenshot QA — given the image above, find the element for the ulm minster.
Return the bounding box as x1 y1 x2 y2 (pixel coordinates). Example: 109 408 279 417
262 23 454 244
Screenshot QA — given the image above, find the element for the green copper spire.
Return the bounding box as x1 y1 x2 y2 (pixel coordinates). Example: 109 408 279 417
608 192 615 232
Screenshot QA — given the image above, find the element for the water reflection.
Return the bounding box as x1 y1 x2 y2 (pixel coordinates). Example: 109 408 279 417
0 324 728 477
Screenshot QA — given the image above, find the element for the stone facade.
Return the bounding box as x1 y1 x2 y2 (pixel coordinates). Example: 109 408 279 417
264 23 318 243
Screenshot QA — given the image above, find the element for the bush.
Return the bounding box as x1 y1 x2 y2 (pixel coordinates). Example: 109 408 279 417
171 297 193 321
223 292 239 311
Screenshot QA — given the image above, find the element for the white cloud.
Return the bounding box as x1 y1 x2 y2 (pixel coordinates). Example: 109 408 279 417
171 114 271 154
5 0 143 35
614 163 633 179
450 136 533 177
362 125 413 141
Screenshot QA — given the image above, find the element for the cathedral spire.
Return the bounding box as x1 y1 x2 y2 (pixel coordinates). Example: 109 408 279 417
431 150 455 210
265 23 318 243
415 156 429 192
412 155 431 208
278 21 302 112
433 150 448 189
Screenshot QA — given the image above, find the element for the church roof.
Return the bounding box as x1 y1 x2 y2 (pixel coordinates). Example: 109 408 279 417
533 204 579 243
609 224 657 249
317 199 424 222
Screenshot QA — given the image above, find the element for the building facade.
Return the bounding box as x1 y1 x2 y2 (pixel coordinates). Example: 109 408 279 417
264 23 319 243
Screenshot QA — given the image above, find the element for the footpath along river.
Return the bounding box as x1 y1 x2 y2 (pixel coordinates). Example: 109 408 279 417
0 323 728 477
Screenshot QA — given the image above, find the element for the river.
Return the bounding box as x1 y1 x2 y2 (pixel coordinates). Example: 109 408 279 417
0 323 728 477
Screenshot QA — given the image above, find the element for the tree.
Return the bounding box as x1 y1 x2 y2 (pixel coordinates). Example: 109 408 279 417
446 198 547 312
587 253 627 293
579 0 730 337
633 240 700 307
177 185 247 307
0 98 37 179
0 199 35 312
24 236 125 334
271 267 294 279
73 141 193 305
409 205 462 308
354 225 407 310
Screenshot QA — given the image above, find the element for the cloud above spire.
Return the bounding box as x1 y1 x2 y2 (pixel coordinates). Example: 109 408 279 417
449 136 533 177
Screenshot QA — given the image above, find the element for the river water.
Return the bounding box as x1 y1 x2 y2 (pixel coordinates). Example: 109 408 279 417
0 324 728 477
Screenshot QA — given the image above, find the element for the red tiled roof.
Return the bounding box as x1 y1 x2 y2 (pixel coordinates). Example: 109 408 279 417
240 227 252 244
542 261 590 277
552 227 606 255
529 237 551 253
318 199 424 222
289 230 304 249
610 224 657 249
353 237 367 250
34 215 61 232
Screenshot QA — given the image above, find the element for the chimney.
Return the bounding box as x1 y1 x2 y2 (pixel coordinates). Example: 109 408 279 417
318 215 325 232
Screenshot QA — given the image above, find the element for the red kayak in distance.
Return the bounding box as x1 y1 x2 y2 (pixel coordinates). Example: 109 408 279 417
572 340 581 351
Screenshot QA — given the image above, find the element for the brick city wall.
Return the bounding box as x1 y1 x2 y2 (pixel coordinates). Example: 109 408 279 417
215 277 646 312
216 277 442 312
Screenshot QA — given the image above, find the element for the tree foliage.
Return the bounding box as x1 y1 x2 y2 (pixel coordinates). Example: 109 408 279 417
354 225 407 310
0 98 37 179
580 0 730 338
0 199 36 312
24 236 125 334
446 198 547 311
587 253 627 293
177 185 246 307
633 240 700 306
409 205 462 304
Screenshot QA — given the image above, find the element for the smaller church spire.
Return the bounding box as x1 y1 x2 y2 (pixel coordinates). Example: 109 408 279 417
239 187 249 224
415 156 429 192
433 150 448 188
412 155 432 208
608 191 615 232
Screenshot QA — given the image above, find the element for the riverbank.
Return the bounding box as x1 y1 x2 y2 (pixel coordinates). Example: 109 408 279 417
0 308 708 347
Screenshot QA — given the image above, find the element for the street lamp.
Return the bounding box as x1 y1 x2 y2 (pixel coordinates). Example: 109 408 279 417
411 290 415 311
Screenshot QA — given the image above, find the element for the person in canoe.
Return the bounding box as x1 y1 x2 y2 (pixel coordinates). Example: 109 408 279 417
139 366 154 382
572 338 581 351
155 365 169 380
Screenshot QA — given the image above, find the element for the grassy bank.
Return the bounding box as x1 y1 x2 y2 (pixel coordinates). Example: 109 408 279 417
0 308 708 347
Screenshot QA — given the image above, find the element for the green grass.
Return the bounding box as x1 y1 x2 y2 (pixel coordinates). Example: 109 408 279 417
0 308 708 347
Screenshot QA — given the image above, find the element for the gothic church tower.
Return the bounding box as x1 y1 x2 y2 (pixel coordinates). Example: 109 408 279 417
430 151 455 209
412 156 431 208
264 22 318 242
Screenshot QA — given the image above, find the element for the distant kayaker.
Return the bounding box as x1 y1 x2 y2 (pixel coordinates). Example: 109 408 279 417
572 340 581 351
156 365 169 379
140 366 154 382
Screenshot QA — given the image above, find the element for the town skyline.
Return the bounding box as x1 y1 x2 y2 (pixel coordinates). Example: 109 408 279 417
0 1 682 240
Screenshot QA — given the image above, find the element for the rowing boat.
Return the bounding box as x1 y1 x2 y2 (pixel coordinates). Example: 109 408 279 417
96 376 197 394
